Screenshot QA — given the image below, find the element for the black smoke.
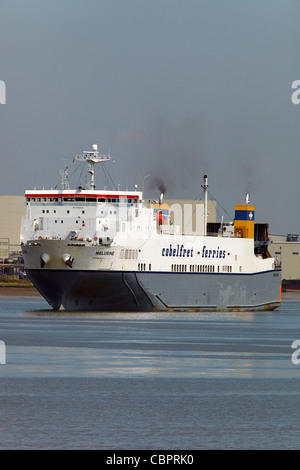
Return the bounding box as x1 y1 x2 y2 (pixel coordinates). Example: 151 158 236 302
145 115 206 198
148 176 166 195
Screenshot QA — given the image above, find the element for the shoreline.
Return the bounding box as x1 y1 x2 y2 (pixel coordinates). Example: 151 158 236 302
0 285 41 296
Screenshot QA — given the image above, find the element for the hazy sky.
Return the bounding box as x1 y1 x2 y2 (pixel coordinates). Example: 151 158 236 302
1 0 299 234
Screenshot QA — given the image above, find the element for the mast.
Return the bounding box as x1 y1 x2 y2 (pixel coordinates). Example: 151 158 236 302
75 144 110 190
201 174 208 236
60 165 70 190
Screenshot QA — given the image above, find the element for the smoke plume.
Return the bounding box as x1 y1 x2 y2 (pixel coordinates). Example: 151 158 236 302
145 115 206 198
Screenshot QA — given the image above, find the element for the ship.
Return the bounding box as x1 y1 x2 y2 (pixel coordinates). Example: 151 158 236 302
20 144 282 311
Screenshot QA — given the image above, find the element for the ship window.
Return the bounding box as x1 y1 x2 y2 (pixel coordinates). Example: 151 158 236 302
42 210 45 213
292 252 299 255
149 264 151 271
54 210 56 213
61 220 63 223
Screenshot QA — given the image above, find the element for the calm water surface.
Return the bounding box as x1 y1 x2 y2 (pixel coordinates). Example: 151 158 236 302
0 293 299 449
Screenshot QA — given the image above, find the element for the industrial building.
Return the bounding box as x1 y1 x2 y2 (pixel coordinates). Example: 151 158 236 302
268 234 300 290
0 194 299 288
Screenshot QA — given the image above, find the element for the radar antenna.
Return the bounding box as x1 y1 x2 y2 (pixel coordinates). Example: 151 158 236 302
75 144 110 190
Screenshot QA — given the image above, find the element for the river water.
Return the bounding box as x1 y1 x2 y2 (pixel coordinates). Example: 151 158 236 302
0 293 299 450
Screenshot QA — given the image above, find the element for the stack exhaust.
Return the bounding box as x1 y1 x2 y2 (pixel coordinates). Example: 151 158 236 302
234 195 255 238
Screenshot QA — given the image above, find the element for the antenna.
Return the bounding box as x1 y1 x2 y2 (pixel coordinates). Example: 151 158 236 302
60 159 70 190
75 144 110 190
201 174 208 236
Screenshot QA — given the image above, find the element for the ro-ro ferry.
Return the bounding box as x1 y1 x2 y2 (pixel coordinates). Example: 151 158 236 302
20 144 281 311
